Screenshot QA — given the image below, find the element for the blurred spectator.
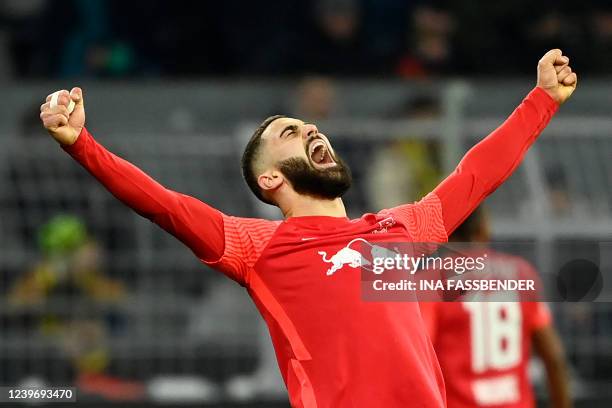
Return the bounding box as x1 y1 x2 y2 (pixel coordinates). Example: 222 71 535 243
544 165 593 219
367 93 443 209
359 0 412 70
57 0 137 78
445 1 536 74
292 77 338 121
396 4 456 78
9 216 124 306
586 6 612 73
301 0 371 76
0 0 47 77
523 6 584 69
545 165 573 218
6 215 142 400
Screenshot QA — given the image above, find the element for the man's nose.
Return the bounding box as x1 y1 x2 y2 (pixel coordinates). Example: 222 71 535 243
302 124 318 139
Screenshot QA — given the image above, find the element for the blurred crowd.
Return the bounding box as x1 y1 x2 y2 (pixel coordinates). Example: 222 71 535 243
1 0 612 79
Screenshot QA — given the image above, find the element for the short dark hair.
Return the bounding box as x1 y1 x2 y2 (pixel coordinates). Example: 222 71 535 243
241 115 285 204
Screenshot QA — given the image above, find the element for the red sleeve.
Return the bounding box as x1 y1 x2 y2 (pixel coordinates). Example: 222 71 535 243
517 259 552 332
433 87 558 235
62 127 278 284
203 215 280 285
524 302 552 332
385 192 448 243
419 302 439 343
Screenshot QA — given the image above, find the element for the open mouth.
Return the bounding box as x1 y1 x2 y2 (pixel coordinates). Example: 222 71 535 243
308 139 337 169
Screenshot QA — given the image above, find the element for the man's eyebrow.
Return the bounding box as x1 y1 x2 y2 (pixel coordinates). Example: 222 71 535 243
279 124 298 138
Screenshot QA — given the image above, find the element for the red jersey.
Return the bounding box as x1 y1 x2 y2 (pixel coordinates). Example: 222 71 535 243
62 87 557 407
420 251 552 408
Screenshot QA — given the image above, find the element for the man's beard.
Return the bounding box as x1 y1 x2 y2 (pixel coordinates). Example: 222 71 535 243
278 156 352 200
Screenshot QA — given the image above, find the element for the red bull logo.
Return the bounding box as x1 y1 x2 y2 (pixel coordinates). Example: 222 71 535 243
318 238 374 276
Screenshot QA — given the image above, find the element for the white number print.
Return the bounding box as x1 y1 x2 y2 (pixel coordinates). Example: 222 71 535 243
463 302 522 373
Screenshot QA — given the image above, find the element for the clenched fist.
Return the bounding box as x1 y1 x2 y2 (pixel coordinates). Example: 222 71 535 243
40 87 85 146
537 49 577 105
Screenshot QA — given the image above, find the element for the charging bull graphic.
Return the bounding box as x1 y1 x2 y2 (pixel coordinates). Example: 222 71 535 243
318 238 376 276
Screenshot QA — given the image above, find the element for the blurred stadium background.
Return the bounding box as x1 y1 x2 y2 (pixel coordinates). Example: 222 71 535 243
1 0 611 407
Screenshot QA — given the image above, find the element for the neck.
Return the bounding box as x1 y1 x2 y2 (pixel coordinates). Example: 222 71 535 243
281 196 347 218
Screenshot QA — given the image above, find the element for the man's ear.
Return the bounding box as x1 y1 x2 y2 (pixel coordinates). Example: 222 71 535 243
257 170 284 194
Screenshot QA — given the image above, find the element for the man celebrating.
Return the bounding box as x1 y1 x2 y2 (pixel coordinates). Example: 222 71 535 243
40 49 576 407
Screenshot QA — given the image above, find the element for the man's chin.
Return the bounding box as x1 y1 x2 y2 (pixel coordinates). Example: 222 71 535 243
279 157 352 201
293 172 352 201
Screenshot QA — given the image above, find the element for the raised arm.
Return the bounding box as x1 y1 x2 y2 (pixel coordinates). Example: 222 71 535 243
40 88 280 285
39 88 225 263
433 49 577 235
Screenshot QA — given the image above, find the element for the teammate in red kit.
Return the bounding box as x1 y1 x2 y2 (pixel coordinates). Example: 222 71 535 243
39 49 576 407
420 208 572 408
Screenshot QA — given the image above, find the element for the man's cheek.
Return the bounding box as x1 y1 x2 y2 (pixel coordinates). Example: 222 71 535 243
277 146 305 161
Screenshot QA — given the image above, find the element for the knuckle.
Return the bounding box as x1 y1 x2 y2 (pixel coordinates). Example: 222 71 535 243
42 113 64 127
51 105 68 115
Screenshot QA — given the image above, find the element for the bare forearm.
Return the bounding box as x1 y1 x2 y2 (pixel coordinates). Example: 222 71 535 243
533 327 573 408
544 356 572 408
